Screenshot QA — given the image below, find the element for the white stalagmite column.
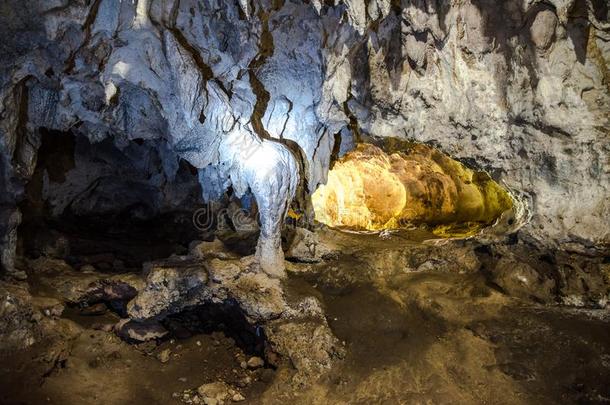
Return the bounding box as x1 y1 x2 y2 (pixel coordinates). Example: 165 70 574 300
220 131 299 278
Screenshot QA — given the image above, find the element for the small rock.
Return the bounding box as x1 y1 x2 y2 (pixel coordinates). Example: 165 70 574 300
197 382 230 403
239 361 247 369
232 393 245 402
135 340 158 354
491 257 555 302
157 348 171 363
236 376 251 388
284 227 332 263
246 356 264 369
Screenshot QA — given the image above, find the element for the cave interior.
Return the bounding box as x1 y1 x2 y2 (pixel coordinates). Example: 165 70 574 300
0 0 609 404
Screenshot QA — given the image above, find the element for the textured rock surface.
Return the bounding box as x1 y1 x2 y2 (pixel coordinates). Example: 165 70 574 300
0 0 609 279
127 245 344 383
312 143 513 231
0 280 40 350
26 257 144 304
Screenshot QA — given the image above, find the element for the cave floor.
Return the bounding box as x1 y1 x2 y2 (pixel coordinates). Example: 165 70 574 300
1 229 609 405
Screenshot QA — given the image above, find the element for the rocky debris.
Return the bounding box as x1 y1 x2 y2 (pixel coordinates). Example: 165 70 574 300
0 279 86 351
196 381 231 404
124 251 343 386
78 278 141 307
79 264 97 273
156 348 171 364
114 319 168 343
129 255 286 323
284 227 333 263
236 375 252 388
176 381 246 405
265 320 345 387
31 296 65 318
26 257 144 305
558 263 609 308
0 281 41 350
479 243 610 308
246 356 264 369
491 257 556 303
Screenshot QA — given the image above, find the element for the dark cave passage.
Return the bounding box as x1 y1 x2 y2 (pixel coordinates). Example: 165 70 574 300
162 300 269 359
17 129 206 271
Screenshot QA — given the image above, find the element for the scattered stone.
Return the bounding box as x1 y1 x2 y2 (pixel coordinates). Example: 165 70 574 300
25 257 143 305
284 227 333 263
232 393 245 402
127 256 286 323
134 341 158 354
31 296 64 317
157 348 171 363
10 270 28 281
491 257 555 303
246 356 264 369
0 281 40 350
236 376 251 388
239 361 247 370
197 382 230 404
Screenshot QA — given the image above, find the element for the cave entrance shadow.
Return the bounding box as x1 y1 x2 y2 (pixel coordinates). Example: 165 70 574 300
17 128 204 272
161 299 268 358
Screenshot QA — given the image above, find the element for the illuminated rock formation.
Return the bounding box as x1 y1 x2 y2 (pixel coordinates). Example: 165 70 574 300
312 143 513 234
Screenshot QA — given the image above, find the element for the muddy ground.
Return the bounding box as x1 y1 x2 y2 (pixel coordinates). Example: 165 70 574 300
1 228 609 404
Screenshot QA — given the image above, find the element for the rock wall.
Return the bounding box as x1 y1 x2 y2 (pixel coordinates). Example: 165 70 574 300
1 0 608 275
